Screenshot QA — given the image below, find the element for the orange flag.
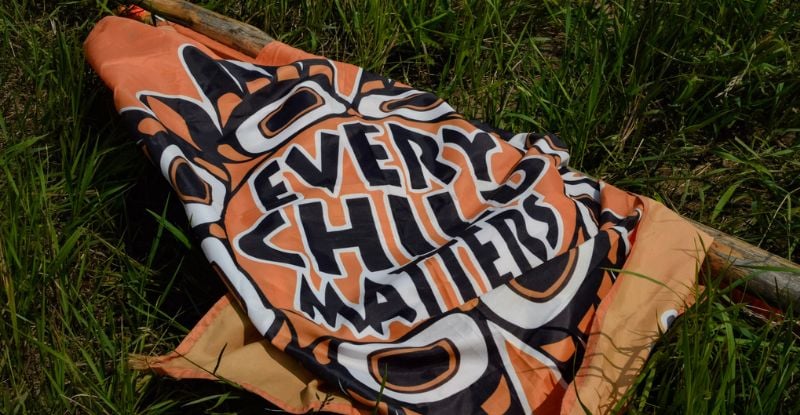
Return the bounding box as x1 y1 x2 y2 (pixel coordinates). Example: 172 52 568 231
86 15 710 414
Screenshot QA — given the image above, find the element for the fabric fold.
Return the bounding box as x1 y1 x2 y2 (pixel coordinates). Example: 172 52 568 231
86 16 711 414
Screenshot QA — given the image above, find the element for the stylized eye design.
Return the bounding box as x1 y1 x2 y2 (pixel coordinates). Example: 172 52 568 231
258 86 325 138
357 89 455 121
337 313 488 404
236 81 347 154
169 157 212 204
158 145 226 226
367 339 459 393
379 92 443 113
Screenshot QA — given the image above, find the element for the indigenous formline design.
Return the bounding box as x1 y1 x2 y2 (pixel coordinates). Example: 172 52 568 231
86 16 707 414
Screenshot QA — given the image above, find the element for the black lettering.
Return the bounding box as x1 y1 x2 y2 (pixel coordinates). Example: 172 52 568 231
363 279 417 326
461 224 510 287
387 194 435 256
485 157 545 204
299 277 367 330
393 263 442 317
285 132 340 193
486 210 547 273
298 197 393 275
390 123 456 190
298 277 416 334
522 196 560 248
237 211 305 267
442 129 496 182
437 243 478 301
343 123 401 187
253 160 298 211
425 192 469 237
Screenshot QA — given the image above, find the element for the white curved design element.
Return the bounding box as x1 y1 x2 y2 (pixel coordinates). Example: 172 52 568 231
660 309 679 331
357 89 455 121
201 237 276 335
480 238 595 329
336 313 488 404
236 80 347 154
159 145 226 226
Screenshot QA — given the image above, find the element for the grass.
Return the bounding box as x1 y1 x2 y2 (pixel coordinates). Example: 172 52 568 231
623 273 800 414
0 0 798 413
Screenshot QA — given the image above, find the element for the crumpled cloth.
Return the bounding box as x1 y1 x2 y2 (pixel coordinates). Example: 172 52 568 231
86 15 710 414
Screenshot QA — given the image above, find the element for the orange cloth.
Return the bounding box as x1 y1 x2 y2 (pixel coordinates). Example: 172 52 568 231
87 16 710 414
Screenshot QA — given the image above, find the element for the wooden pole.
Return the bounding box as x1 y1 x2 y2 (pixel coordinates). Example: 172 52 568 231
692 220 800 309
132 0 272 57
126 0 800 310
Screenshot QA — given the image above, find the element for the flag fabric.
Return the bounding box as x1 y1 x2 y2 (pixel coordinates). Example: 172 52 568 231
85 16 711 414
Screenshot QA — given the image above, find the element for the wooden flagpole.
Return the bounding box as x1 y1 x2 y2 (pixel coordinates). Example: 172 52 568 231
131 0 272 56
127 0 800 310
